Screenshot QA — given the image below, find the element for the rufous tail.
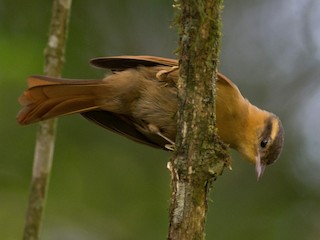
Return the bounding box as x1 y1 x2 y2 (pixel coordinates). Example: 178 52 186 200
17 75 106 125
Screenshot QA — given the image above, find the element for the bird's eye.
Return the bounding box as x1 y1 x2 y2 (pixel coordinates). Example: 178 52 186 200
260 139 269 148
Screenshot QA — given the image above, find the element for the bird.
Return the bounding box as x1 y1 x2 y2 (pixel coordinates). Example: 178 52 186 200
17 55 284 179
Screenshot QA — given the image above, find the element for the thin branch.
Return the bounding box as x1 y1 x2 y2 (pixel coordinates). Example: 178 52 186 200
23 1 72 239
168 0 229 239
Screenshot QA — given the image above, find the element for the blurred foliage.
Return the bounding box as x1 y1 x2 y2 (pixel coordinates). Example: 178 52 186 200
1 0 319 239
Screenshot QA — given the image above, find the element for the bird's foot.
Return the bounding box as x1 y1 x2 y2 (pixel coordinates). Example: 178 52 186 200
148 123 175 150
156 66 179 81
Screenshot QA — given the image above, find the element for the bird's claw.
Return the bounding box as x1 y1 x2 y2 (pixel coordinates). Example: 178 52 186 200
165 144 175 151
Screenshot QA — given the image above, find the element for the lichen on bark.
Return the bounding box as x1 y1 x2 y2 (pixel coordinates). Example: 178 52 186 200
168 0 230 239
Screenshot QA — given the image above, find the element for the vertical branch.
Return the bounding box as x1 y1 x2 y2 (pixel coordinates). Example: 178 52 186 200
168 0 229 239
23 1 72 239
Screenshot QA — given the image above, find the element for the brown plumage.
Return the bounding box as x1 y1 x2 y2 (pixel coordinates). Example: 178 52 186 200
17 55 284 178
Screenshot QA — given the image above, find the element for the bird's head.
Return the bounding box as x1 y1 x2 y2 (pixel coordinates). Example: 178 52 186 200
238 112 284 180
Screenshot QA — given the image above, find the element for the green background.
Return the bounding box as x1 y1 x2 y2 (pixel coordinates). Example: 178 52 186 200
1 0 320 239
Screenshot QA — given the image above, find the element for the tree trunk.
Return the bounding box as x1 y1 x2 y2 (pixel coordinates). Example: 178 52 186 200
168 0 229 239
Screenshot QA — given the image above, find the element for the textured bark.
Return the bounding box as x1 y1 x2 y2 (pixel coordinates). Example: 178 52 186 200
168 0 229 239
23 1 72 239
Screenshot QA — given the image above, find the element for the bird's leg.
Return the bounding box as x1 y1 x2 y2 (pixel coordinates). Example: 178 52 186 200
148 123 175 151
156 66 179 81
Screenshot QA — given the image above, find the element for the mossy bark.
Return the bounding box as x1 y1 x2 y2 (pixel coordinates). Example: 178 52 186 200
168 0 229 239
23 1 72 239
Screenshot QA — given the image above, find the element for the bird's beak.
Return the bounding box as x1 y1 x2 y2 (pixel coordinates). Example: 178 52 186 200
255 153 266 180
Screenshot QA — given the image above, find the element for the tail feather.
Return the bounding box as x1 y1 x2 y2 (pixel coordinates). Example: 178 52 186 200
17 75 106 125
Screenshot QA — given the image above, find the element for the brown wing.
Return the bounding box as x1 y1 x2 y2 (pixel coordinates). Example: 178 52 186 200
90 55 178 71
81 111 167 150
90 55 237 90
